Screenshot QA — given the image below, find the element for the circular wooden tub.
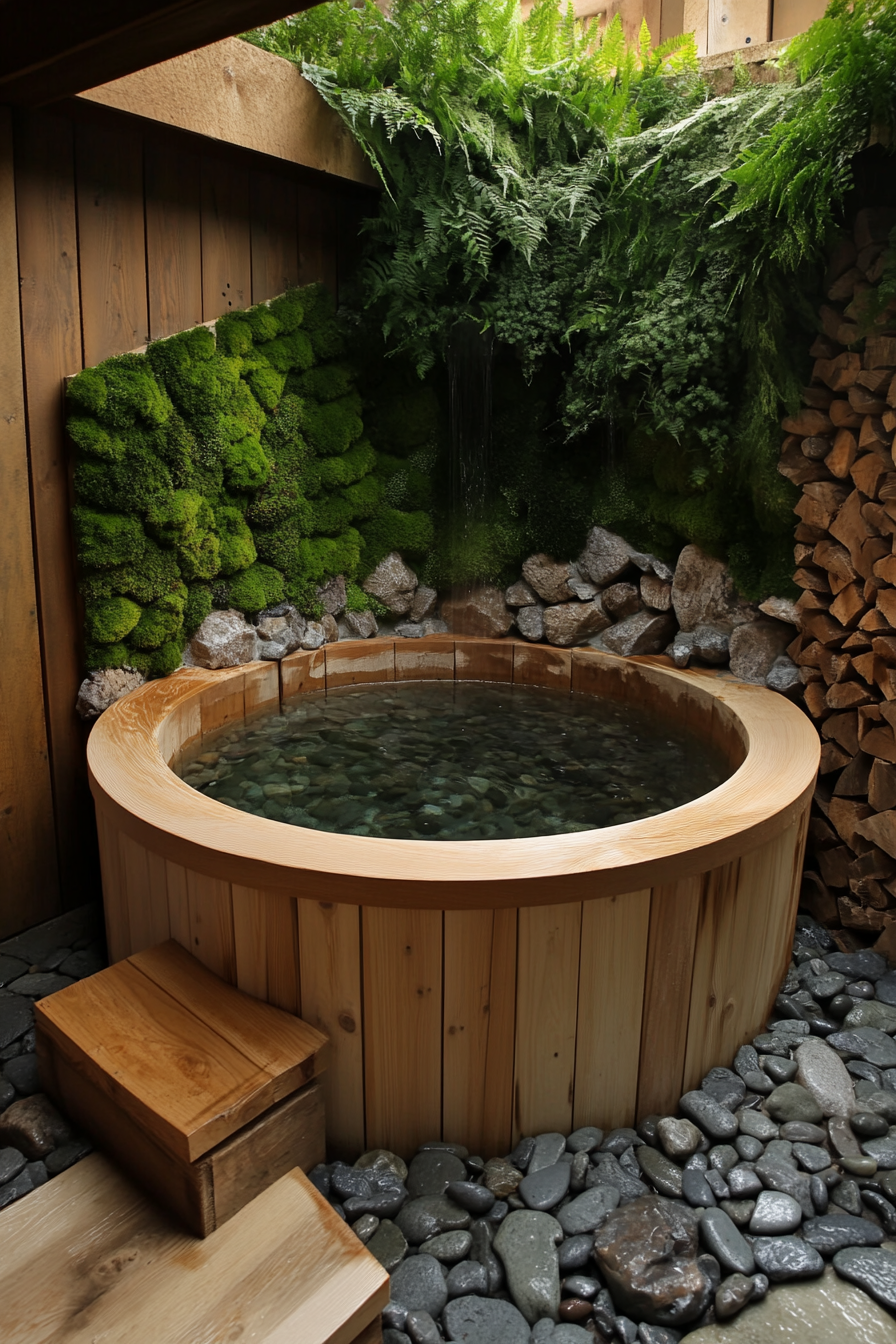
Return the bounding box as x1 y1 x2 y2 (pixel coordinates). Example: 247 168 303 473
88 636 819 1160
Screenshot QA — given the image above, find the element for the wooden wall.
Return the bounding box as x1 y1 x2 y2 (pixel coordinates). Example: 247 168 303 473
1 96 374 938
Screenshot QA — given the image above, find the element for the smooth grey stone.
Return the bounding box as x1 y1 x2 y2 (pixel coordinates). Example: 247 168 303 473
58 947 104 979
742 1070 774 1096
851 1110 889 1138
826 1030 867 1058
344 1185 407 1219
736 1109 778 1142
588 1154 648 1204
803 1213 884 1255
367 1219 409 1272
750 1272 769 1301
684 1152 709 1171
0 994 32 1050
408 1150 467 1198
793 1142 832 1173
861 1136 896 1169
383 1332 410 1344
637 1327 681 1344
45 1137 92 1175
592 1289 615 1334
657 1117 703 1161
0 1169 33 1208
714 1272 753 1321
719 1199 754 1228
810 1174 829 1214
519 1162 570 1212
764 1140 795 1168
727 1166 761 1199
552 1327 591 1344
331 1165 373 1201
405 1309 440 1344
702 1067 746 1111
530 1323 554 1344
6 973 74 998
557 1235 592 1272
390 1255 448 1317
845 1001 896 1033
805 972 848 1000
841 1156 878 1177
528 1133 567 1175
446 1259 488 1299
352 1214 380 1244
556 1185 619 1235
756 1155 813 1218
419 1142 469 1160
566 1126 602 1154
876 972 896 1006
753 1033 801 1057
828 1114 862 1158
618 1147 641 1179
469 1219 504 1293
396 1196 471 1245
862 1189 896 1234
445 1181 495 1215
708 1145 739 1175
766 1083 824 1125
705 1168 730 1201
734 1135 763 1161
862 1090 896 1123
563 1274 600 1299
425 1230 472 1263
763 1055 798 1084
733 1045 760 1080
831 1179 864 1218
780 1121 827 1143
383 1303 408 1330
827 950 887 981
509 1137 535 1171
752 1236 824 1281
637 1147 683 1198
466 1156 485 1175
682 1168 716 1208
680 1091 739 1141
833 1245 896 1310
599 1128 640 1157
0 1147 26 1185
307 1163 330 1197
856 1033 896 1070
700 1207 756 1276
614 1318 638 1344
699 1252 722 1292
443 1295 530 1344
486 1201 508 1225
637 1115 662 1147
749 1191 802 1234
0 956 28 988
569 1151 589 1193
493 1209 563 1325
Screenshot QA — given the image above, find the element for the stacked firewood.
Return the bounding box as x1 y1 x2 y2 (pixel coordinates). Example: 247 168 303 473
783 207 896 940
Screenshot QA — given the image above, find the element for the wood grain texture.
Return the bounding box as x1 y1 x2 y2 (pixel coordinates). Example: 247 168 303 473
96 805 129 963
772 0 826 39
575 890 651 1132
455 639 513 682
187 869 236 983
394 639 455 681
325 642 395 688
244 659 281 718
145 138 203 339
298 898 365 1159
0 107 59 937
233 886 300 1015
363 906 442 1156
251 170 300 303
76 119 148 364
514 901 582 1141
201 156 251 320
120 832 170 953
79 38 378 188
443 908 517 1156
298 184 327 286
0 1155 389 1344
281 648 327 700
513 642 572 690
637 874 703 1117
708 0 770 54
15 108 92 911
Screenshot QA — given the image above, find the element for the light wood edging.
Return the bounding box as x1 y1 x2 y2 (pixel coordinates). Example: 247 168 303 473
87 639 819 911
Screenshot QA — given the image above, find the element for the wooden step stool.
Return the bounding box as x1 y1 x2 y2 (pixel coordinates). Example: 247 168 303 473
0 1152 388 1343
35 939 329 1237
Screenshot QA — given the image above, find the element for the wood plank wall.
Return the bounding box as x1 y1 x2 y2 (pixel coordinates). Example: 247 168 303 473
3 99 374 938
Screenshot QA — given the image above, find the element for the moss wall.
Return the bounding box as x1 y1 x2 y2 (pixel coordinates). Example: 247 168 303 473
67 284 434 676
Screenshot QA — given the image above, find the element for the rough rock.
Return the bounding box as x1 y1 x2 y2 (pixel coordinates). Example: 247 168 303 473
75 666 145 720
671 545 756 632
484 1159 523 1198
578 527 635 586
185 610 258 669
505 580 538 607
409 586 438 622
728 619 791 685
602 582 642 619
343 610 378 639
684 1265 896 1343
640 574 672 612
600 611 676 658
543 600 610 647
766 656 801 694
833 1245 896 1310
256 607 306 659
363 552 418 615
0 1094 71 1159
759 597 800 625
632 552 674 582
516 604 545 642
390 1254 448 1317
442 587 515 638
667 631 695 667
521 554 575 605
320 613 339 643
301 621 326 650
316 574 347 616
556 1185 619 1235
657 1117 704 1162
794 1037 856 1118
493 1209 563 1324
693 624 730 665
593 1195 712 1326
752 1236 824 1281
366 1219 408 1272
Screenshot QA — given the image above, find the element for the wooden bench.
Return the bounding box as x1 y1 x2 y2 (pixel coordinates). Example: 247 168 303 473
35 939 329 1236
0 1152 388 1343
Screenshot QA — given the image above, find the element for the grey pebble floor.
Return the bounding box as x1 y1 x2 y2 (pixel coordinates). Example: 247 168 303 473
3 907 896 1343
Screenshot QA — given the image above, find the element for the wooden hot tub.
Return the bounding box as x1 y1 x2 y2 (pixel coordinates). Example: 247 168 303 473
88 637 819 1160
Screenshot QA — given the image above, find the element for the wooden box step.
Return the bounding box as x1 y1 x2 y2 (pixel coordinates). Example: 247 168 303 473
0 1153 388 1343
35 940 329 1236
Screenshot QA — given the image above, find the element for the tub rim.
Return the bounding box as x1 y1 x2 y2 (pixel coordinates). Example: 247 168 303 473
87 638 819 910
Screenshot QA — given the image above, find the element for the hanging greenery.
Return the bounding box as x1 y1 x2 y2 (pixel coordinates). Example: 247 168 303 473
245 0 896 598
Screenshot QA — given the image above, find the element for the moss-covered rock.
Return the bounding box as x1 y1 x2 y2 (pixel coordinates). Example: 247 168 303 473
85 596 143 644
227 561 285 614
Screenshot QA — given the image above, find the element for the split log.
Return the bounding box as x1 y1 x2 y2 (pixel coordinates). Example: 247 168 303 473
869 758 896 811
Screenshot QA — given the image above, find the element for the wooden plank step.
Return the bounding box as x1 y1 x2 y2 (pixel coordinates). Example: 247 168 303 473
0 1153 388 1344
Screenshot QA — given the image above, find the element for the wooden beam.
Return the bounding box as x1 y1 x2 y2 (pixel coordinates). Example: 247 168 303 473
0 0 321 107
0 107 61 935
78 38 378 188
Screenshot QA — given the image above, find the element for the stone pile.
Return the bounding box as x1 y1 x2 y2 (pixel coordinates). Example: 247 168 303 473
0 905 103 1208
302 916 896 1343
781 209 896 944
